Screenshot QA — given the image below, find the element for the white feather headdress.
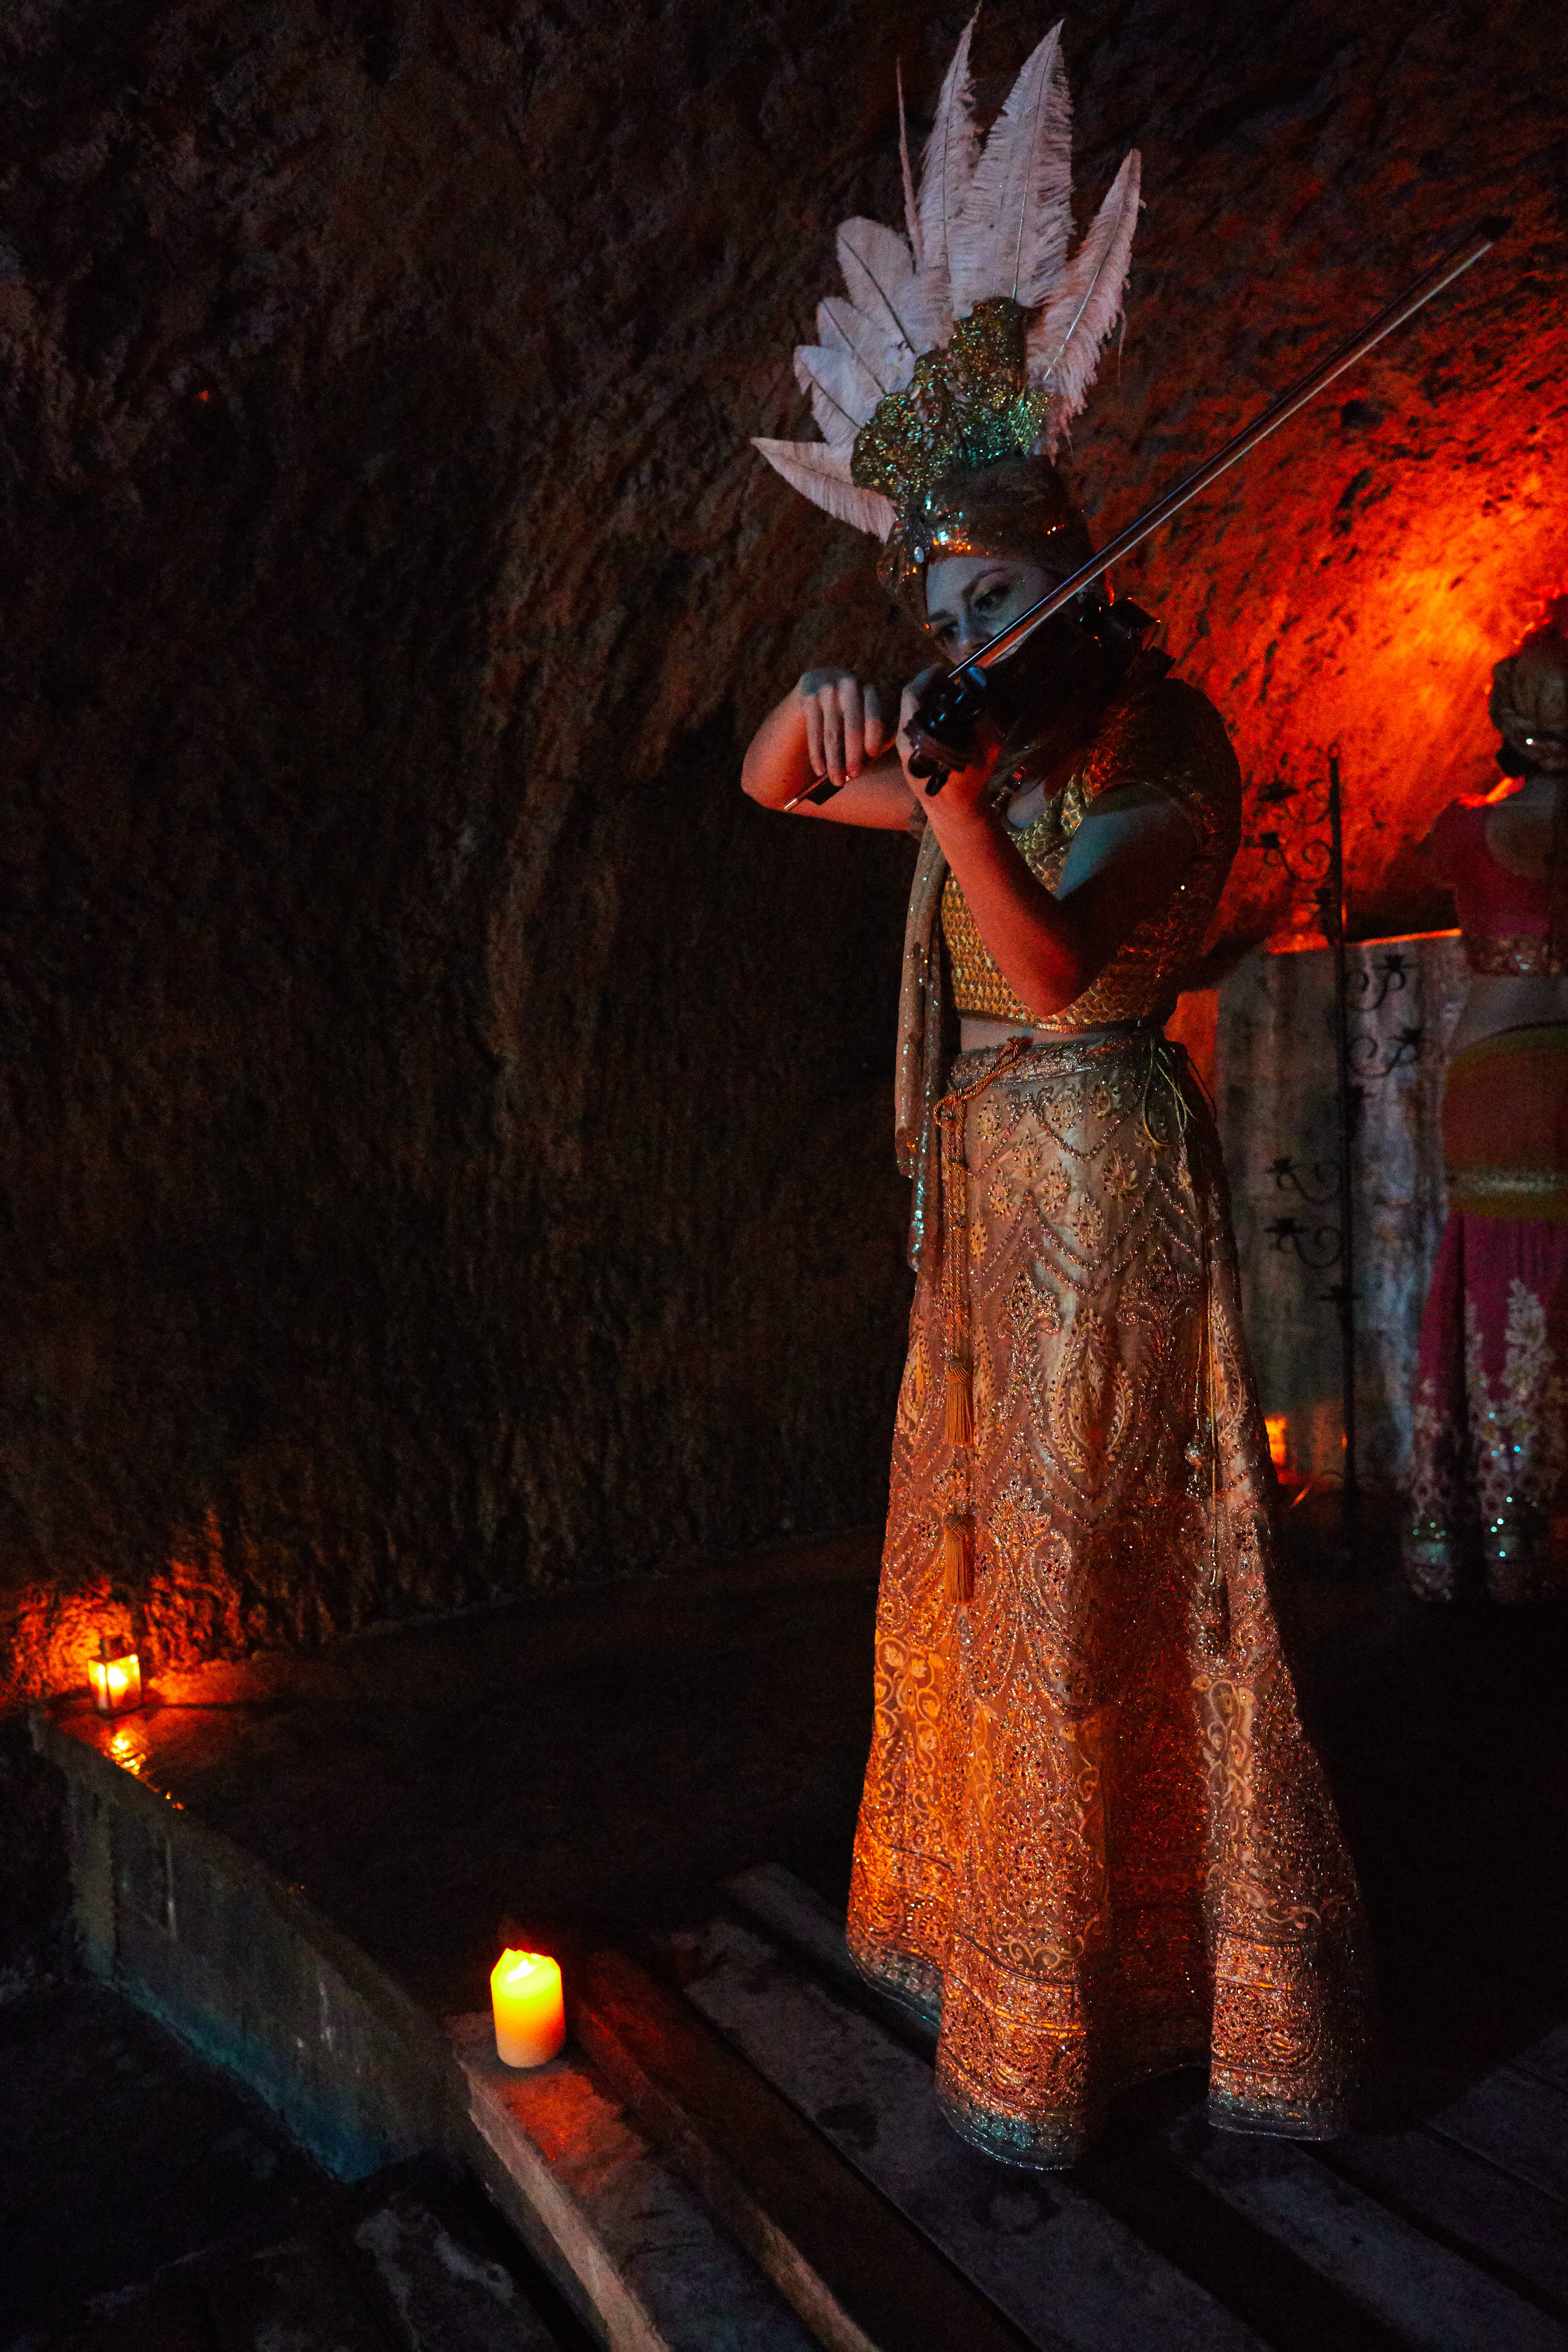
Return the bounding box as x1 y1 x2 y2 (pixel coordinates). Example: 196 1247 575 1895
754 16 1140 543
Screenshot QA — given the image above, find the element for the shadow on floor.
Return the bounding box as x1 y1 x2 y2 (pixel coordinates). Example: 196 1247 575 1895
0 1982 322 2345
1308 1573 1568 2112
0 1982 592 2352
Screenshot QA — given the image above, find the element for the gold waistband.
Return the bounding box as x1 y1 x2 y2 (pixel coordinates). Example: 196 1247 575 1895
949 1017 1160 1075
958 1015 1156 1051
1446 1166 1568 1197
1446 1165 1568 1221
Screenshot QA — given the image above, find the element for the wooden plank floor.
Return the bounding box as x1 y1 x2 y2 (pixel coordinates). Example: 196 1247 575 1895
682 1866 1568 2352
568 1942 1038 2352
1322 2110 1568 2308
672 1911 1267 2352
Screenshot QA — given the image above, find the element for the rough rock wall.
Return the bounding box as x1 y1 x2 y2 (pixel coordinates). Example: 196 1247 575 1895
0 0 1562 1714
1082 0 1568 944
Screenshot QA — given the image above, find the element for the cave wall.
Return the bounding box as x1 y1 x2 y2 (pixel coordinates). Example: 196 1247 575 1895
0 0 1562 1719
0 1718 68 1990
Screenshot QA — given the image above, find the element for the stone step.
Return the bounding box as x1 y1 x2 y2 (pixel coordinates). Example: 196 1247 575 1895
722 1868 1403 2352
1076 2134 1411 2352
1512 2026 1568 2095
721 1864 914 2042
563 1941 1036 2352
1157 2110 1568 2352
342 2178 576 2352
37 1685 1568 2352
1322 2105 1568 2315
720 1866 1568 2352
32 1705 450 2183
46 2165 581 2352
1420 2059 1568 2204
451 2012 817 2352
54 2274 217 2352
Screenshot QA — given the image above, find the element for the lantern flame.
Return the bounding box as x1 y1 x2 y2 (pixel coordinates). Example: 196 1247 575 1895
88 1639 143 1717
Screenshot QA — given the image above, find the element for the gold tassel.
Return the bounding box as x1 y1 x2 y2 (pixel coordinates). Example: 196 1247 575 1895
944 1358 973 1448
941 1511 974 1604
931 1039 1028 1619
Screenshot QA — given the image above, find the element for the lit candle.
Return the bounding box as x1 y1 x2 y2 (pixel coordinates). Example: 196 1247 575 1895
490 1949 565 2068
88 1640 143 1717
1265 1414 1290 1473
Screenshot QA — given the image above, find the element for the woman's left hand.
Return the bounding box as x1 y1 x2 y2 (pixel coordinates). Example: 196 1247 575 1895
897 667 1001 823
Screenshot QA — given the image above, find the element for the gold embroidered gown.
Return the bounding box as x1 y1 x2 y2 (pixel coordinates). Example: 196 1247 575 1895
847 672 1376 2167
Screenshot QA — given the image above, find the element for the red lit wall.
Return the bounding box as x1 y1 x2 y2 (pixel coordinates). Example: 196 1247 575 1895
1054 0 1567 947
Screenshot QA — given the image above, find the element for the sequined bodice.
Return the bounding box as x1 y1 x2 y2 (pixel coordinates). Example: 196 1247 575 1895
1429 794 1568 975
940 677 1242 1030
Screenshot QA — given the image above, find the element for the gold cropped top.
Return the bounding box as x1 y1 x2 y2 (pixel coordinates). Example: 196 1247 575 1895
939 676 1242 1031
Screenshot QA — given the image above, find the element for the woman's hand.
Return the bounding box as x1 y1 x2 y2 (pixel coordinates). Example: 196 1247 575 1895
740 668 911 829
798 670 887 790
897 667 1001 824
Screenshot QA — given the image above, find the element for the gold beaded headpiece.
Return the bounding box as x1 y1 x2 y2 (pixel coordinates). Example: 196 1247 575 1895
752 16 1138 616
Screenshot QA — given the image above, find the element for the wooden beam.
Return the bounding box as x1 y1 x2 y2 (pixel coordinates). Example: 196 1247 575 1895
566 1943 1035 2352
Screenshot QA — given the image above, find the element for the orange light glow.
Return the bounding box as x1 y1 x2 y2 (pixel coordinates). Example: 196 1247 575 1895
1265 1414 1291 1473
88 1642 142 1717
1098 321 1566 950
490 1948 565 2069
108 1724 150 1772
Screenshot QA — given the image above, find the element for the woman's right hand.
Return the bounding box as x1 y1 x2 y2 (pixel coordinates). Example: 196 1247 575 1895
798 670 887 791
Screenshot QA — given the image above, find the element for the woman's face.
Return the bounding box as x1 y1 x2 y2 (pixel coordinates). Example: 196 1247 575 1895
925 554 1056 664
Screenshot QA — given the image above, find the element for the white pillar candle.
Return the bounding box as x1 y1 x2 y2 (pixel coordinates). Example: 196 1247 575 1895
490 1949 565 2068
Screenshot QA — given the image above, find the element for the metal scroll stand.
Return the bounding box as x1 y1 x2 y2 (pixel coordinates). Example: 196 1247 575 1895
1252 748 1422 1568
1324 749 1359 1561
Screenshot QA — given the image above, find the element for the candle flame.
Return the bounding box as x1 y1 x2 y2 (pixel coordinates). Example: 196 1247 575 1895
89 1644 143 1717
1265 1414 1290 1471
492 1948 556 1993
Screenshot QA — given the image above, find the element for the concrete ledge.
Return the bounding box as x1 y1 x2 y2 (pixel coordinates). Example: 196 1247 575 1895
31 1702 820 2351
32 1703 449 2179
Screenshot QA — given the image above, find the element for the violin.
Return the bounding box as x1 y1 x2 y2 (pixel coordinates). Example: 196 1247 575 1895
903 593 1163 790
791 220 1504 807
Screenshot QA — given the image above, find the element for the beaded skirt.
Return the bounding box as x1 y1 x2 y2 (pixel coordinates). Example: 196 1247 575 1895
848 1029 1377 2167
1405 1023 1568 1603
